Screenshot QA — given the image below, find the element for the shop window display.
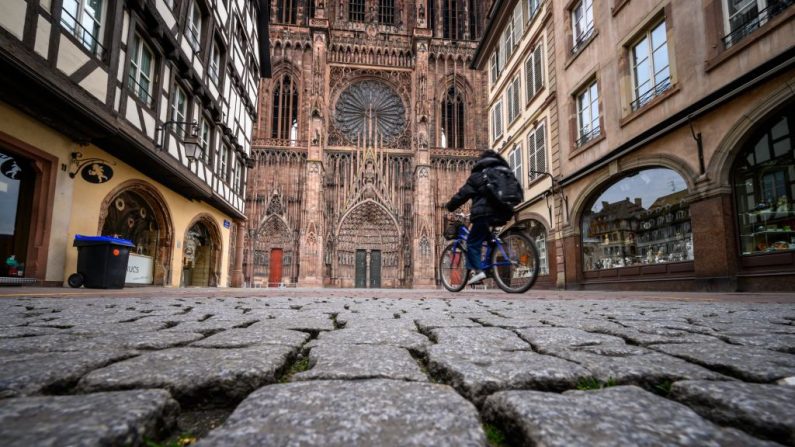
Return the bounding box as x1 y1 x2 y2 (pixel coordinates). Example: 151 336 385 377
733 108 795 256
582 168 693 271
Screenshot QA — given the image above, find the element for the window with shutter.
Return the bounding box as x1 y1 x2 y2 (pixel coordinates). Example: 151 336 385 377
513 3 523 46
527 123 546 181
533 44 544 95
527 130 537 181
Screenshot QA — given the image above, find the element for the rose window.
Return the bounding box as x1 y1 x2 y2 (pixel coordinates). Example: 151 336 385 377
334 80 406 144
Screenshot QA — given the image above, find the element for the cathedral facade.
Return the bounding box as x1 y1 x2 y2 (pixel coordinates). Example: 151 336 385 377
245 0 492 287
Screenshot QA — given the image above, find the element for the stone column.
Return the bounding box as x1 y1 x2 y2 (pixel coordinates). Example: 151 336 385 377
689 191 738 291
411 33 436 288
230 220 246 287
298 21 329 287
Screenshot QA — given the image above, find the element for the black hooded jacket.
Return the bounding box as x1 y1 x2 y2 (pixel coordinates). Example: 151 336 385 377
445 151 514 224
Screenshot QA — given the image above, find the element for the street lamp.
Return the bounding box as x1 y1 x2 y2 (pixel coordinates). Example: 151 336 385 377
155 120 203 166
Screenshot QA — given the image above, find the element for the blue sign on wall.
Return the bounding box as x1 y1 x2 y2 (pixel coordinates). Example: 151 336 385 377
223 220 231 229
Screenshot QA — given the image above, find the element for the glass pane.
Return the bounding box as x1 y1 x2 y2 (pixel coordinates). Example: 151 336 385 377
771 117 789 140
652 47 669 78
582 168 692 270
754 137 770 164
651 21 667 50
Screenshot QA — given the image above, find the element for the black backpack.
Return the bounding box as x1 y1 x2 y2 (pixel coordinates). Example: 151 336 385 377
482 166 523 212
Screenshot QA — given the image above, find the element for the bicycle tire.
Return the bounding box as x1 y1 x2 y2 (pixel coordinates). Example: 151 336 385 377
491 232 540 293
439 241 470 292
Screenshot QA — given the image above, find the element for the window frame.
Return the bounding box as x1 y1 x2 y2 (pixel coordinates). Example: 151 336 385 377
507 76 522 124
170 83 188 138
571 0 595 51
629 18 671 111
61 0 107 57
379 0 396 24
186 0 203 52
524 43 544 104
575 79 600 147
491 100 504 143
128 33 156 108
349 0 366 22
508 144 524 188
209 39 222 85
527 122 546 182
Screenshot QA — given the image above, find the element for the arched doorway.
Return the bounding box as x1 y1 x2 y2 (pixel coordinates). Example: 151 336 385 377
0 151 35 279
181 215 222 287
98 181 173 285
335 200 401 288
256 215 294 287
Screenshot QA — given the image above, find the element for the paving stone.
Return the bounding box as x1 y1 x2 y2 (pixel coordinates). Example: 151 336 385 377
414 318 482 331
431 327 530 351
515 327 627 351
0 333 106 354
723 334 795 354
190 328 309 348
483 385 776 447
0 390 178 447
78 346 296 401
197 379 485 446
0 326 59 338
654 342 795 382
556 351 728 386
588 325 722 345
309 327 430 352
294 344 427 382
248 317 335 332
470 315 547 328
0 350 133 398
427 345 591 403
671 380 795 445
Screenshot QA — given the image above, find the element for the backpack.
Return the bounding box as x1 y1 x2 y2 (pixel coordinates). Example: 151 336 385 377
482 166 523 212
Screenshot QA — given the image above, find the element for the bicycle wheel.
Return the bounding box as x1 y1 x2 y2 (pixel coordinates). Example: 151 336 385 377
439 241 470 292
491 232 540 293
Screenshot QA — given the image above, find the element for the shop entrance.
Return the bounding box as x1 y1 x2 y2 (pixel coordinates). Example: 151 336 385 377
182 217 221 287
0 151 34 279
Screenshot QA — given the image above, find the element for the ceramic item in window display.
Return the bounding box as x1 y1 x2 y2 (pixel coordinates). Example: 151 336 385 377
772 241 789 251
774 196 790 218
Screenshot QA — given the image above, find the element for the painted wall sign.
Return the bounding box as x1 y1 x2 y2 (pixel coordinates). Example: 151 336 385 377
223 220 231 229
80 163 114 184
0 154 21 180
126 254 154 284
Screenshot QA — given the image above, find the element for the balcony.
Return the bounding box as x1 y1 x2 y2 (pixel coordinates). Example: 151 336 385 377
722 0 794 49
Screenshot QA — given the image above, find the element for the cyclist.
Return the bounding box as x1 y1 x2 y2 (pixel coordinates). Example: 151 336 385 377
445 150 514 285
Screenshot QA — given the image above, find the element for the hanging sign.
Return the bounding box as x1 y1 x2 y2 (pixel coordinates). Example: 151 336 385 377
80 162 114 184
0 154 21 180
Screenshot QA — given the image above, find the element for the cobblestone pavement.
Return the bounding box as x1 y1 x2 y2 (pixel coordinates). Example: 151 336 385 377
0 291 794 446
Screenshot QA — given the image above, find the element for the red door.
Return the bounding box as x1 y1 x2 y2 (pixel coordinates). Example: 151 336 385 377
268 248 283 287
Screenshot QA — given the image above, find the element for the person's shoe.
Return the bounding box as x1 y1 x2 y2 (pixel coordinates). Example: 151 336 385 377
467 270 487 285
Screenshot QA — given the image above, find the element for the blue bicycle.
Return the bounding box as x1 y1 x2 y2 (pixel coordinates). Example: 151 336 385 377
440 214 540 293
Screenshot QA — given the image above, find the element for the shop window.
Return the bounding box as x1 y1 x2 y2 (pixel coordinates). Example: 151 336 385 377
525 220 548 275
101 191 159 258
733 107 795 256
581 167 693 271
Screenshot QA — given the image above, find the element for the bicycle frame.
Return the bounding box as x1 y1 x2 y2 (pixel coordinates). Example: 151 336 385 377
450 224 514 271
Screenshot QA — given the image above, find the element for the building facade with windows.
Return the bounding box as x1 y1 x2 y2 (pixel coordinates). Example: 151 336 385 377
473 0 561 287
0 0 263 287
246 0 493 288
476 0 795 291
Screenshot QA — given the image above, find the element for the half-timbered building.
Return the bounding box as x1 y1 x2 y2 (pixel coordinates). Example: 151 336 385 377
0 0 263 287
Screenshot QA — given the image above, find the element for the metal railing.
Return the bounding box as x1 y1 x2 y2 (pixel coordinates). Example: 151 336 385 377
722 0 793 48
570 26 595 54
60 8 105 57
127 76 155 107
630 77 672 111
575 126 600 147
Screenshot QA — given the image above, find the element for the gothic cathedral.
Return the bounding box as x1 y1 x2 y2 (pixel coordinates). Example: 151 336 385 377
246 0 492 287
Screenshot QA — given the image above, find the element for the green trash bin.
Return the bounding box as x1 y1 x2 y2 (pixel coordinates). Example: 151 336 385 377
69 235 135 289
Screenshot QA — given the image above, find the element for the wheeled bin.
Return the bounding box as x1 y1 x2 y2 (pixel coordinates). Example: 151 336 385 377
68 235 135 289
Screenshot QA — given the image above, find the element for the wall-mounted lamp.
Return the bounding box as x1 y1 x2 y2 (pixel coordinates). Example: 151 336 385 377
155 120 203 166
528 170 570 224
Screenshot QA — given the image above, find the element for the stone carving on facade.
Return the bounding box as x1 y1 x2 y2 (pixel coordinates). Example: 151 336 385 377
250 5 490 287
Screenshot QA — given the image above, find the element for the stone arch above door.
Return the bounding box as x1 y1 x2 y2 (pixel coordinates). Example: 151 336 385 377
97 180 174 285
182 214 223 287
